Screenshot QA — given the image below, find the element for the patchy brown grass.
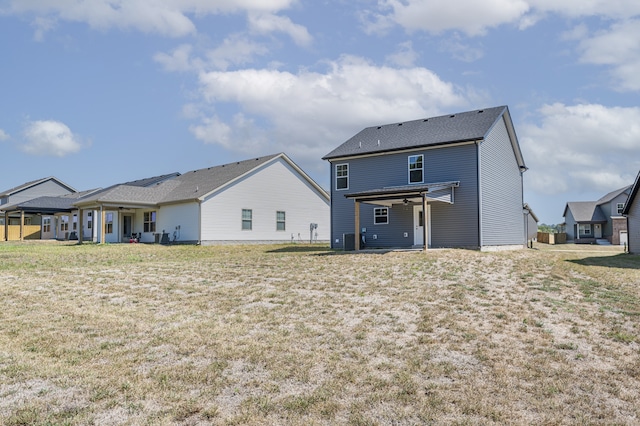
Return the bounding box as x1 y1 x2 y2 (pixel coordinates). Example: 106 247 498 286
0 241 639 425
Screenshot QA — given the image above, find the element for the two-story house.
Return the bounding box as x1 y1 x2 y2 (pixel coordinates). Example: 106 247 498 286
323 106 528 250
563 185 631 245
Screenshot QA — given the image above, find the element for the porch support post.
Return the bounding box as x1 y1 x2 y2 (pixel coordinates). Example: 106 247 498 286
77 209 83 245
3 211 7 241
422 194 428 251
355 201 360 251
20 210 24 241
100 206 106 245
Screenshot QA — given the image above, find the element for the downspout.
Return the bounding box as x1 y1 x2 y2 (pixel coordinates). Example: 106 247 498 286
198 200 202 245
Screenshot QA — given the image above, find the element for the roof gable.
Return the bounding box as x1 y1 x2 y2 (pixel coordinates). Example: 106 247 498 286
564 201 607 223
623 170 640 215
0 176 77 198
323 106 509 160
596 185 632 205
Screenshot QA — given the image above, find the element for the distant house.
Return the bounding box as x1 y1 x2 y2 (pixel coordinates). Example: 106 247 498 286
1 177 77 241
622 170 640 254
322 106 528 250
563 185 631 245
73 153 330 245
524 204 539 242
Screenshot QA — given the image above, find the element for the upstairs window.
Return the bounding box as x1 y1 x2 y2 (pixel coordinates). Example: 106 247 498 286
408 155 423 184
374 207 389 224
144 211 156 233
336 164 349 190
617 203 625 215
242 209 252 230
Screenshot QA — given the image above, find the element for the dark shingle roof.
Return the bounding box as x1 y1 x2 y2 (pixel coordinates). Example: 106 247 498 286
596 185 632 205
158 154 282 204
623 170 640 215
564 202 607 223
323 106 508 160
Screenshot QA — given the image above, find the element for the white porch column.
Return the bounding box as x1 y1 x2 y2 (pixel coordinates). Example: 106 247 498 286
422 194 428 252
100 206 106 245
355 201 360 251
20 210 24 241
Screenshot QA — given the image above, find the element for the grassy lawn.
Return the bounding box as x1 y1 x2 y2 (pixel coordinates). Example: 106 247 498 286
0 241 639 425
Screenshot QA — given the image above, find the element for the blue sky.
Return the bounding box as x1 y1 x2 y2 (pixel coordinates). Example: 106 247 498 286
1 0 639 224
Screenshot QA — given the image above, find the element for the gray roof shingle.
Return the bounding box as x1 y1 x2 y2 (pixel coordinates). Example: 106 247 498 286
565 201 607 223
323 106 508 160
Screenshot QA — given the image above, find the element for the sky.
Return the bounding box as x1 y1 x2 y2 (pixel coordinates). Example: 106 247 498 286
1 0 639 225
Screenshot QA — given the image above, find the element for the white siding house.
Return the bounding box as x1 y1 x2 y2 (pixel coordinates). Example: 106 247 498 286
73 153 330 245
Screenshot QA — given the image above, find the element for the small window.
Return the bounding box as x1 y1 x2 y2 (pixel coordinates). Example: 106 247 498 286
374 207 388 224
276 211 286 231
43 217 51 233
617 203 625 215
144 211 156 233
408 155 423 184
242 209 252 230
106 213 114 234
336 164 349 190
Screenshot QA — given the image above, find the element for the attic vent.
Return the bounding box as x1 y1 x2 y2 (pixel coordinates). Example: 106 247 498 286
377 126 382 129
359 141 362 148
237 162 240 164
478 110 484 113
450 115 455 118
423 119 428 122
398 123 403 126
256 158 259 160
377 140 380 146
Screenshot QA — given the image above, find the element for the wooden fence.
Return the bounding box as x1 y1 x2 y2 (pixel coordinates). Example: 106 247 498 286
1 225 42 241
537 232 566 245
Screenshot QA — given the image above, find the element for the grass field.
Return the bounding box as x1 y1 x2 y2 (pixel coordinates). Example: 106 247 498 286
0 241 639 425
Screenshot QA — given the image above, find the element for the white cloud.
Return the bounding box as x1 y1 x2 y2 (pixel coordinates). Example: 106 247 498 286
4 0 298 38
366 0 640 37
190 55 472 167
21 120 83 157
0 129 9 141
575 19 640 91
366 0 530 36
385 41 419 67
520 103 640 195
248 12 312 47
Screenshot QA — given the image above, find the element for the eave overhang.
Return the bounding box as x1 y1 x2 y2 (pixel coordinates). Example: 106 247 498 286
344 181 460 207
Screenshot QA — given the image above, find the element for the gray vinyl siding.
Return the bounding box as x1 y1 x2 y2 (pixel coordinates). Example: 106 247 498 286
4 180 74 205
564 209 576 241
479 117 524 246
627 198 640 254
329 143 479 249
602 194 627 237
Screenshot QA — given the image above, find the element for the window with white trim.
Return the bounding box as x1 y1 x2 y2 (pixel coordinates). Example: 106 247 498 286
144 211 156 233
579 224 591 236
374 207 389 224
72 214 78 231
242 209 252 230
276 211 286 231
106 213 114 234
408 155 423 184
60 215 69 232
336 164 349 190
43 217 51 233
617 203 625 215
87 212 92 230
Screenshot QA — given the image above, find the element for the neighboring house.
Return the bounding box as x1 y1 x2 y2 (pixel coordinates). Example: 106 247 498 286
524 203 539 242
622 170 640 254
73 153 330 245
563 185 631 245
1 177 77 241
322 106 528 251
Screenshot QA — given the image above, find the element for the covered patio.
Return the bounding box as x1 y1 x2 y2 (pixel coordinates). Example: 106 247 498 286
344 181 460 251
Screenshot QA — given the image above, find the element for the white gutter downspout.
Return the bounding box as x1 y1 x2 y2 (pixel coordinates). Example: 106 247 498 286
476 140 483 248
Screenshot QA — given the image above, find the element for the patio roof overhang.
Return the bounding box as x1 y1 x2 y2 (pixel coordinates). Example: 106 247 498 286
344 181 460 207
